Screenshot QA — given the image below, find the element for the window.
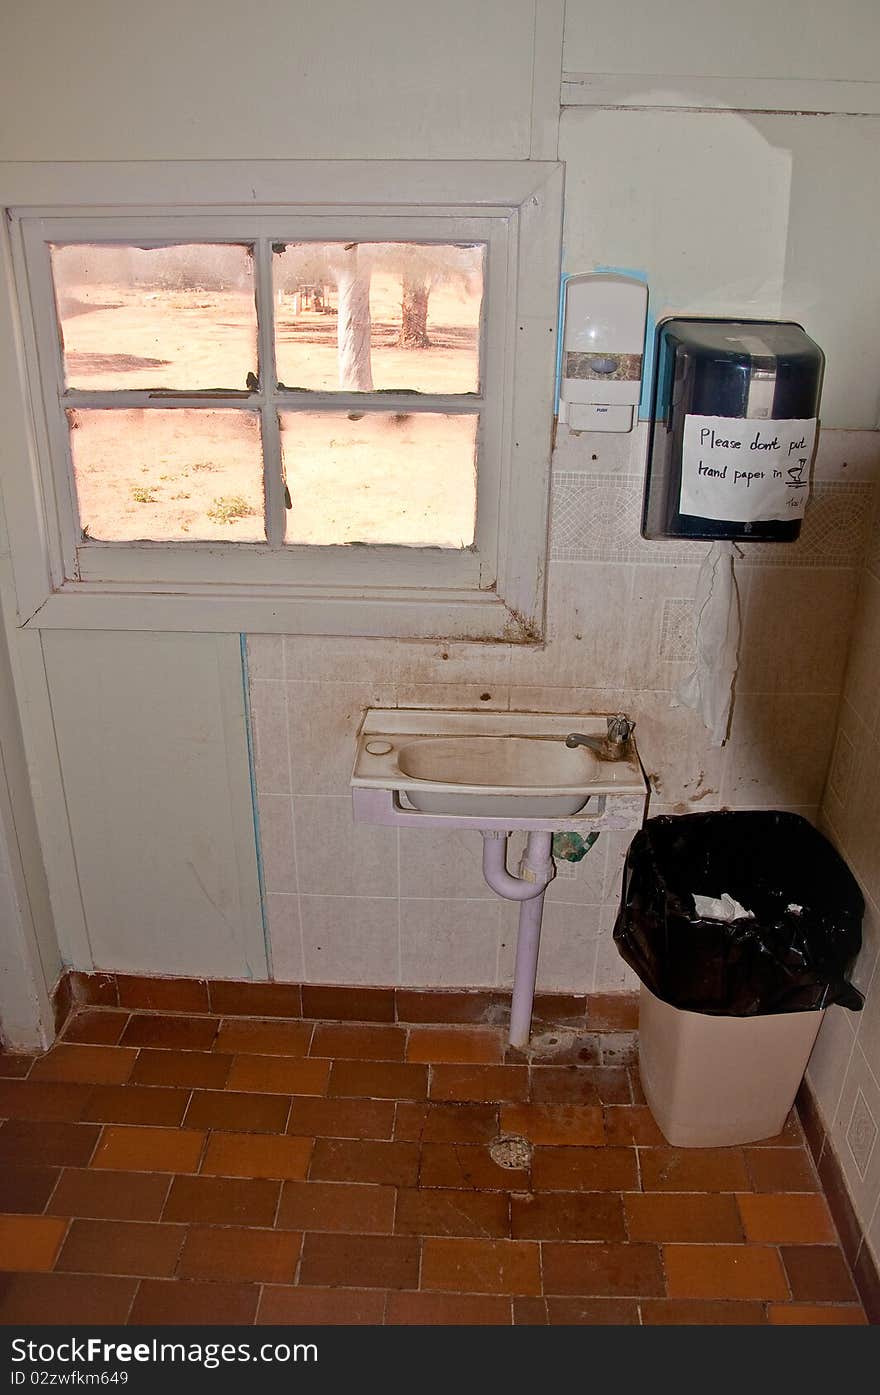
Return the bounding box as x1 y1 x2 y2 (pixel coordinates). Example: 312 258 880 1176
4 162 562 637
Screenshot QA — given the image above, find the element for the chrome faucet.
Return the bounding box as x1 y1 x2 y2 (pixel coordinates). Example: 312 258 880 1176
565 714 635 760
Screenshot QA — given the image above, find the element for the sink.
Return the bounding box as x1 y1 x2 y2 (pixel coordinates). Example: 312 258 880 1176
351 709 645 818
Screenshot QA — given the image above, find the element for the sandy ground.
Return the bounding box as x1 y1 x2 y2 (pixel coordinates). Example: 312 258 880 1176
58 273 480 544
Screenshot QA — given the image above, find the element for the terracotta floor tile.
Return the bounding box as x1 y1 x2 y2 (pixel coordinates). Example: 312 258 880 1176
0 1273 137 1324
309 1138 419 1187
748 1111 804 1147
289 1097 395 1141
0 1080 92 1122
328 1060 428 1101
768 1303 868 1325
186 1089 291 1134
737 1193 836 1244
532 994 589 1026
395 988 505 1025
0 1214 68 1270
0 1120 101 1168
129 1049 232 1090
0 1054 34 1078
214 1019 314 1057
394 1102 499 1145
311 1023 407 1061
92 1126 206 1174
514 1296 640 1325
56 1218 184 1277
227 1055 330 1096
257 1286 386 1324
201 1132 313 1181
406 1027 504 1065
780 1245 859 1302
586 993 639 1031
178 1225 301 1283
529 1066 631 1105
419 1143 529 1193
422 1237 541 1295
276 1181 396 1234
387 1291 512 1324
511 1192 625 1242
745 1147 820 1193
46 1168 171 1222
79 1084 190 1127
629 1068 647 1104
116 975 210 1014
664 1244 790 1301
531 1146 638 1192
120 1015 219 1051
299 1232 420 1289
301 985 395 1023
395 1188 509 1239
542 1242 664 1297
129 1279 260 1325
162 1176 280 1226
0 1164 61 1214
640 1147 750 1192
69 972 118 1008
516 1032 602 1067
429 1065 528 1104
641 1299 768 1325
63 1010 130 1046
603 1106 667 1146
209 981 302 1019
499 1103 604 1146
30 1045 137 1086
624 1194 744 1243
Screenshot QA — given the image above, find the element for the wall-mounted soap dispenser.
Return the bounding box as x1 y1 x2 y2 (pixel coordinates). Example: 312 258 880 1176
558 273 648 432
642 318 824 542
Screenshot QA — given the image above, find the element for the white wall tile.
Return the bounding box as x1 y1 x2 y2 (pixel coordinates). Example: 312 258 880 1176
294 796 398 899
830 1044 880 1221
399 826 492 900
287 680 395 795
805 1004 856 1129
265 892 303 982
250 680 290 796
499 899 602 993
300 895 400 985
399 898 500 987
256 794 297 895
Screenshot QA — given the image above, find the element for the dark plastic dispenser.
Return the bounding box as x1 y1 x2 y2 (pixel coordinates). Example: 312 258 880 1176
642 319 824 542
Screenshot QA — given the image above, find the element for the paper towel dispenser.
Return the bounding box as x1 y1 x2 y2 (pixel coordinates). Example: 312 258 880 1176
642 318 824 542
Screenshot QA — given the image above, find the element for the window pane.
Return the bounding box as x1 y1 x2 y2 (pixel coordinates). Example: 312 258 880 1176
279 411 477 547
273 242 483 393
51 244 257 391
67 409 264 542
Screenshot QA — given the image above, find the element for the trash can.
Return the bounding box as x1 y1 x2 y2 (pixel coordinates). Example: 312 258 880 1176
613 811 864 1147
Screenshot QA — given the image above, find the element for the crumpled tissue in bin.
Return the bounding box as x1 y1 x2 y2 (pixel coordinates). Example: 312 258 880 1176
693 892 753 922
614 811 864 1016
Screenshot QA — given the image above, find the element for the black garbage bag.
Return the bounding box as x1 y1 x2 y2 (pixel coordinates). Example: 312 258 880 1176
613 811 864 1016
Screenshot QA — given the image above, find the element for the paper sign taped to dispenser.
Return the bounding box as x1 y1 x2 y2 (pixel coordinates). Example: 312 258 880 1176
679 415 817 523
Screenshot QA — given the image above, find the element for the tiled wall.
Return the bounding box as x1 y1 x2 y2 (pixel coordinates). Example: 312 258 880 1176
247 425 879 996
810 482 880 1271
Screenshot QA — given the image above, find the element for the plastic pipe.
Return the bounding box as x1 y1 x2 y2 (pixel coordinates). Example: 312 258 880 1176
481 831 555 1048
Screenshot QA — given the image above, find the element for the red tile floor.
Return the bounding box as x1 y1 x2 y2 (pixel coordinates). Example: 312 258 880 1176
0 1006 868 1325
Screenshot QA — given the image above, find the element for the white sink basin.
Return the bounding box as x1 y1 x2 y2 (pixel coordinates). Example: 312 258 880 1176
351 709 645 817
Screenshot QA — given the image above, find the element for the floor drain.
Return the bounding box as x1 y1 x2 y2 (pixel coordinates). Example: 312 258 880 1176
489 1134 532 1170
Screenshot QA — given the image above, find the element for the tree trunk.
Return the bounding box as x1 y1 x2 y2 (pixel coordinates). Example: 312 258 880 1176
334 245 373 391
398 274 431 348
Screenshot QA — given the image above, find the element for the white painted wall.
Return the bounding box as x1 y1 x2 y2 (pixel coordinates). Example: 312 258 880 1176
563 1 880 81
0 1 538 162
42 632 265 979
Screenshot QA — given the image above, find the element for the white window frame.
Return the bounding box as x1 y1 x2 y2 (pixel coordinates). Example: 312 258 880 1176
1 161 563 639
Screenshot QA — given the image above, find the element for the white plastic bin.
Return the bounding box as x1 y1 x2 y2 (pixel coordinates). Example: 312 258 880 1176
638 983 824 1147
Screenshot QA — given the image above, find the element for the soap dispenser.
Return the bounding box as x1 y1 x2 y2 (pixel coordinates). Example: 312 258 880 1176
558 273 648 433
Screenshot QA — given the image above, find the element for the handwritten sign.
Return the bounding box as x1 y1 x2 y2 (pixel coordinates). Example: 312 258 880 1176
679 415 817 523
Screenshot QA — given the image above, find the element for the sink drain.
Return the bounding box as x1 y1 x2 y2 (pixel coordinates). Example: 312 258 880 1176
489 1134 532 1170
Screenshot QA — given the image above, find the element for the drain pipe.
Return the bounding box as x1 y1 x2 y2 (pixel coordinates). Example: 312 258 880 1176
481 831 555 1049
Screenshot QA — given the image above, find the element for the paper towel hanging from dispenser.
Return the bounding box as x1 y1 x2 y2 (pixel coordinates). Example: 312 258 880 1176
642 319 824 542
